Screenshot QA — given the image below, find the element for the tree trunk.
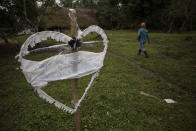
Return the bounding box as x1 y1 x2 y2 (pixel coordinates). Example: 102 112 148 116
190 17 193 31
181 0 192 31
168 20 174 33
23 0 34 28
180 19 186 31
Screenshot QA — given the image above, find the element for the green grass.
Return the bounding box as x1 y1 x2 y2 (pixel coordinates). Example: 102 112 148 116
106 30 196 93
0 30 196 130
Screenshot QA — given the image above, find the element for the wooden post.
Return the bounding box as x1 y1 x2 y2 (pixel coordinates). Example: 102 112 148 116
69 8 81 131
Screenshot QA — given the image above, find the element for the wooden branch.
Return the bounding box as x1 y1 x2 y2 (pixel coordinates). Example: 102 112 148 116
70 9 81 131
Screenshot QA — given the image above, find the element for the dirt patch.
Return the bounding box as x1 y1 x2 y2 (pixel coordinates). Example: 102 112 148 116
161 52 181 60
161 51 185 60
0 44 20 58
185 36 192 41
0 40 5 45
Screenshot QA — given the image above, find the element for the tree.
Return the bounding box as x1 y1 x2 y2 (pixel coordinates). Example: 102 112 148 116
166 0 196 32
95 0 121 29
0 0 59 43
36 0 59 31
95 0 196 31
60 0 97 8
60 0 73 7
0 0 38 43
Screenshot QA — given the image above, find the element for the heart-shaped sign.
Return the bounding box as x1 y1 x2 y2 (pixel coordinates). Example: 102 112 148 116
16 25 108 114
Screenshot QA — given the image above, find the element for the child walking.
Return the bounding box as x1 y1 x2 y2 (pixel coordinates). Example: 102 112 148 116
137 22 150 58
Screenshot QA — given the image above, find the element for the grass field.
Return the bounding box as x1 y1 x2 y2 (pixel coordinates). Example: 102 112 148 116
0 30 196 130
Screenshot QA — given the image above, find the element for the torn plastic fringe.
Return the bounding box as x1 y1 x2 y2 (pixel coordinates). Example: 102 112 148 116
36 71 99 114
16 11 108 114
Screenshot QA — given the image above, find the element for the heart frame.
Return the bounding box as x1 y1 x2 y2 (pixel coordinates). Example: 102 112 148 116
16 25 108 114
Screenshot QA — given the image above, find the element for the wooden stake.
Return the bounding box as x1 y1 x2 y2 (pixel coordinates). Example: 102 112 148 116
69 8 81 131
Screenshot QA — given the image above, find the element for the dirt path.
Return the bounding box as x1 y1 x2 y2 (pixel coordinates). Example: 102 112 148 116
108 51 196 98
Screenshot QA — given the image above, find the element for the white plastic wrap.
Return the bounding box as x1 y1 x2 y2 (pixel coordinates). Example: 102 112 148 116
16 25 108 114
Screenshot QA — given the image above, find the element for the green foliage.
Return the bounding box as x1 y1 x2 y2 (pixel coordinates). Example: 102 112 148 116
95 0 120 29
0 0 60 40
36 0 59 31
59 0 97 8
0 0 38 43
0 0 38 32
59 0 73 7
95 0 196 31
166 0 196 31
